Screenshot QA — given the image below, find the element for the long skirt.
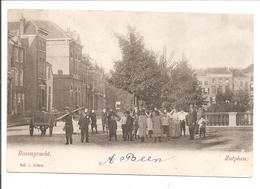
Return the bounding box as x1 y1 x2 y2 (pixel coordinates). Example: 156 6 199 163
170 120 181 138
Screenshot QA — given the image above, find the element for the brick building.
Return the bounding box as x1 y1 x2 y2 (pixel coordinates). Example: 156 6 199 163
46 62 53 112
8 17 53 113
87 63 106 111
27 20 84 110
7 32 26 115
32 20 106 111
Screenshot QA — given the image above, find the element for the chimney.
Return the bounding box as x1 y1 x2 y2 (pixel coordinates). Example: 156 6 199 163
19 16 25 35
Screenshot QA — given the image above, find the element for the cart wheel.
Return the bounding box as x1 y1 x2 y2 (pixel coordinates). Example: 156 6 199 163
29 126 34 136
49 126 53 136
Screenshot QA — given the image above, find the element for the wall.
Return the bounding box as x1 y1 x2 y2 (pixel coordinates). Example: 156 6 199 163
46 40 70 74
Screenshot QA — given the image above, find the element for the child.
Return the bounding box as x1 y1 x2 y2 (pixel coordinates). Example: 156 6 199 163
197 115 207 138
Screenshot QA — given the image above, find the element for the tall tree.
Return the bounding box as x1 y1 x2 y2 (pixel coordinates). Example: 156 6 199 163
110 27 162 107
162 58 206 110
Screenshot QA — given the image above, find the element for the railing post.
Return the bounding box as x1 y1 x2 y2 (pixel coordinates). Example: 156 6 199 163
228 112 237 127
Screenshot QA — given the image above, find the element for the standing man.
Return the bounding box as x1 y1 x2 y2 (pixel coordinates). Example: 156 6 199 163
89 109 98 134
121 112 127 141
108 114 118 141
101 109 108 133
196 107 203 135
187 105 197 140
126 111 134 141
62 107 74 145
178 108 188 136
78 108 90 143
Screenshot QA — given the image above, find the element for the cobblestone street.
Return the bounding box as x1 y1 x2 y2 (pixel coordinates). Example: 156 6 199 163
7 121 253 152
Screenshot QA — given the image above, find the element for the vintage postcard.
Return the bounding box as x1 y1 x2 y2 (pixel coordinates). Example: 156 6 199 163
6 9 253 177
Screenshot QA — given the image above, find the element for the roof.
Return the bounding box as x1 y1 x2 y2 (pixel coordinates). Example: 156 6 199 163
233 69 246 77
8 19 81 44
207 67 231 74
31 20 69 39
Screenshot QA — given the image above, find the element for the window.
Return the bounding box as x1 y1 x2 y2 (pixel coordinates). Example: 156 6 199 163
39 40 42 49
19 70 23 86
20 50 24 63
48 67 51 78
212 78 216 83
204 81 208 85
14 69 18 86
14 48 19 62
212 86 216 95
225 85 230 92
240 81 243 87
198 81 202 85
218 86 223 93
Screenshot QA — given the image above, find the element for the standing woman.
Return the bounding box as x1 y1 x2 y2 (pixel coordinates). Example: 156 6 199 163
133 110 139 140
138 109 147 142
152 110 162 142
161 110 170 140
146 110 153 138
169 108 180 138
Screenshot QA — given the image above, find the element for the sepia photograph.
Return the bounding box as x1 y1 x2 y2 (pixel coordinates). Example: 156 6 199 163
5 9 253 177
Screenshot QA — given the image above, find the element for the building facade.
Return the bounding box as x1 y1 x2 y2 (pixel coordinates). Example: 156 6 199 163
87 65 106 111
46 62 53 112
7 32 26 115
8 17 107 113
8 17 53 113
197 65 254 105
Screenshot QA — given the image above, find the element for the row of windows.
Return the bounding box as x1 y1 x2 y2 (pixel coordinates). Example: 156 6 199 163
11 92 25 115
199 78 230 86
212 77 230 84
38 39 46 50
13 47 24 63
11 69 23 87
38 55 46 79
211 85 231 95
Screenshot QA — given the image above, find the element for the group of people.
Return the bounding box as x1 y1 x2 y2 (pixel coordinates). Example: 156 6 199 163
62 107 99 145
62 104 208 145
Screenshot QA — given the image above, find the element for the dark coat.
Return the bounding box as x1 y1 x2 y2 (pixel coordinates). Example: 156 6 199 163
89 112 97 126
78 114 90 130
187 110 197 128
63 114 73 136
108 119 117 136
102 112 108 125
126 115 134 130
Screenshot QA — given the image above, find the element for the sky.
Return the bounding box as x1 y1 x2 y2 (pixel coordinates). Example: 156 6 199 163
8 9 253 73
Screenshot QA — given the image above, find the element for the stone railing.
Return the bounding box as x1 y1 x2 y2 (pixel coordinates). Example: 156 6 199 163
204 112 229 126
204 112 253 127
236 112 253 126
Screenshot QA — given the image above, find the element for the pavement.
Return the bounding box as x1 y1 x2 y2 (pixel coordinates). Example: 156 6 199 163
7 119 253 152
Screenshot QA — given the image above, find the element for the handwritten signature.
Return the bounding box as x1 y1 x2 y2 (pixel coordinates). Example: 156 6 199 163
99 153 174 165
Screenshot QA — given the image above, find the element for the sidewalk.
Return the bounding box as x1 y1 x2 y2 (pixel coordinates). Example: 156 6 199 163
7 115 30 127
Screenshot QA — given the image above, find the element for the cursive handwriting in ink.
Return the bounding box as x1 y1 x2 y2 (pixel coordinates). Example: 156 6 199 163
99 153 117 165
99 153 174 165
